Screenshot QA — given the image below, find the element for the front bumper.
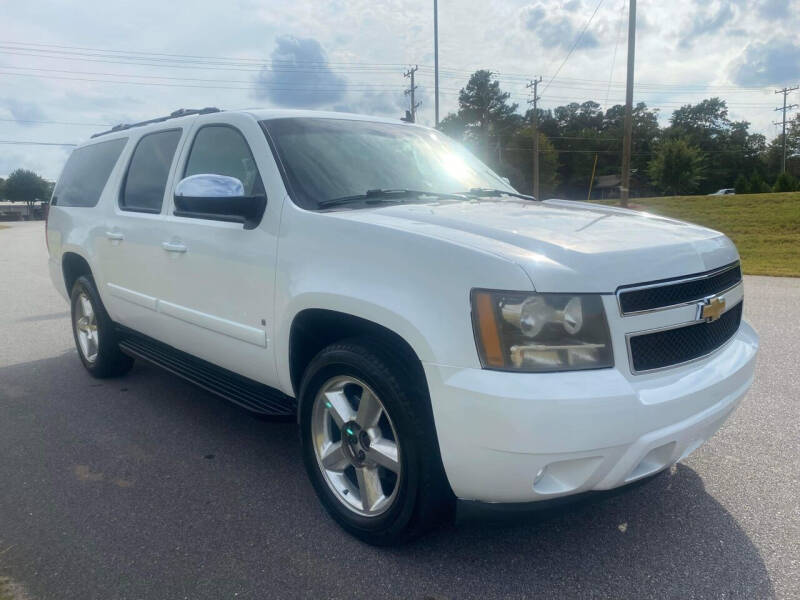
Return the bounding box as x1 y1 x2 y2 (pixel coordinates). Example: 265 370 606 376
423 321 758 503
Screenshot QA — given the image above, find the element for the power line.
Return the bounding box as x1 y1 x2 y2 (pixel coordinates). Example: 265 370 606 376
0 48 403 74
541 0 605 95
603 0 627 108
0 47 777 93
1 40 777 92
0 64 407 88
1 64 775 101
0 70 406 92
0 41 410 67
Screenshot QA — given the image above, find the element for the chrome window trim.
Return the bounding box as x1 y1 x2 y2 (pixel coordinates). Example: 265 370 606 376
616 261 741 317
625 297 743 375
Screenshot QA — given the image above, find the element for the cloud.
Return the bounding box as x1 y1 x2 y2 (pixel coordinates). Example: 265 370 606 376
520 3 599 51
730 39 800 86
0 98 46 126
678 3 734 49
254 35 347 108
333 85 430 120
758 0 789 20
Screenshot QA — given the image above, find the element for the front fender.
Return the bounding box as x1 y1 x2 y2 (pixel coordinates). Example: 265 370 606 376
272 203 533 395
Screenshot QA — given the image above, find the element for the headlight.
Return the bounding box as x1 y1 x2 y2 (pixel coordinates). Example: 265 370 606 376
471 290 614 372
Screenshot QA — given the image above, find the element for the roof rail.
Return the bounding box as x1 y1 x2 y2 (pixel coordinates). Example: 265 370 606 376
90 107 221 138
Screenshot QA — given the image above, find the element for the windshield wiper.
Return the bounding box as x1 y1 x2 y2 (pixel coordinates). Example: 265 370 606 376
463 188 538 201
318 188 465 208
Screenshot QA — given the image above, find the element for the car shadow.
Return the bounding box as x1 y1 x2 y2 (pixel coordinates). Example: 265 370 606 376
0 351 774 599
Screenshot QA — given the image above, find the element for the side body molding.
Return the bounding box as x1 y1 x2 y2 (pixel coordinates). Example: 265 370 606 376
107 283 267 347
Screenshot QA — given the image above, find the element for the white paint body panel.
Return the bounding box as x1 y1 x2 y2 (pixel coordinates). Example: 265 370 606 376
46 109 759 505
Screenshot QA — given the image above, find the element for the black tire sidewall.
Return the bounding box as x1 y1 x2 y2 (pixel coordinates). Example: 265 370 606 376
299 344 425 543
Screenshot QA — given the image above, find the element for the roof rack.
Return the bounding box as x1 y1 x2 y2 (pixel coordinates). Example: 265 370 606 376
90 107 221 138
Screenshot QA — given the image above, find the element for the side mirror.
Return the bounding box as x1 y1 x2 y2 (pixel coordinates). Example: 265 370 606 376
173 174 267 230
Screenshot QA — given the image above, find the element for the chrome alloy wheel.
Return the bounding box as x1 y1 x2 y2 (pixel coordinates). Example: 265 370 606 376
311 376 402 517
73 292 99 363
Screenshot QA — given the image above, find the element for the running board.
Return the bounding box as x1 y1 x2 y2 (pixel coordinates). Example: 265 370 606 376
117 328 296 416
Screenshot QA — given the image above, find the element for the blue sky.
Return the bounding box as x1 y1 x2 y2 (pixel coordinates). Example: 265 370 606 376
1 0 799 179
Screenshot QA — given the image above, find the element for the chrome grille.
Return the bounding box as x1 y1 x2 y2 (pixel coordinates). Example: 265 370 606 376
618 263 742 315
627 301 743 373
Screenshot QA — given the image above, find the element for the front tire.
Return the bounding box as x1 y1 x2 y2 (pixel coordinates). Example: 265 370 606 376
299 338 454 545
70 275 134 378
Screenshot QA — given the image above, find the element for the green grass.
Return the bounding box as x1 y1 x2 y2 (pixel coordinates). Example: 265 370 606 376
595 192 800 277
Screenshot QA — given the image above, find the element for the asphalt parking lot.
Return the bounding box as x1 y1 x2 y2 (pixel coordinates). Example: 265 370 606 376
0 220 798 599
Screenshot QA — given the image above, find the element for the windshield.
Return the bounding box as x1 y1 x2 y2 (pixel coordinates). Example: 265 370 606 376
261 117 514 209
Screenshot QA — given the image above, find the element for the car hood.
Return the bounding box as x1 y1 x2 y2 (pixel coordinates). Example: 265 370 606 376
328 198 738 292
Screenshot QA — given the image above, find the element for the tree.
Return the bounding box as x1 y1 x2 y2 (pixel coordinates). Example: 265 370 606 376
748 172 771 194
734 173 750 194
437 113 467 142
647 138 705 195
666 98 764 192
4 169 51 217
773 171 799 193
0 177 5 200
504 130 559 198
456 70 518 160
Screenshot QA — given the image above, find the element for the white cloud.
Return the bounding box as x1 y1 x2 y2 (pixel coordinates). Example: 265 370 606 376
730 39 800 87
254 36 347 108
0 98 47 125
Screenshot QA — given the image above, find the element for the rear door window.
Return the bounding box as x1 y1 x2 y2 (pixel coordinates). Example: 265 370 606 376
120 129 182 213
52 137 127 207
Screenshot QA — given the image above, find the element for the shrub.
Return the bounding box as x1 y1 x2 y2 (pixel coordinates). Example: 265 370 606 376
734 173 750 194
773 171 799 193
748 173 771 194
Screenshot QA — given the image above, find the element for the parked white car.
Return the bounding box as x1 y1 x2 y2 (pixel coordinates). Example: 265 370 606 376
46 108 758 544
709 188 736 195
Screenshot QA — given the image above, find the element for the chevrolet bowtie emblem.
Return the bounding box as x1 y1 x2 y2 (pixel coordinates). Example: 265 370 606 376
698 296 726 322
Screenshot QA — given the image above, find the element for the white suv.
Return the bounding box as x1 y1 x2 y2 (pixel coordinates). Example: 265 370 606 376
46 108 759 544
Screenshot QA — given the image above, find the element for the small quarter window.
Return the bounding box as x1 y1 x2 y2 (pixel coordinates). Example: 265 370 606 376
184 125 264 196
52 137 127 207
121 129 182 213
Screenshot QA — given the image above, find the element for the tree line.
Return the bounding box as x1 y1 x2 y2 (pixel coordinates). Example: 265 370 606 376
0 169 54 209
437 70 800 199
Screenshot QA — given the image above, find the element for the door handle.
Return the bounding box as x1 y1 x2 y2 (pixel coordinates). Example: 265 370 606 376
105 231 124 241
162 241 187 253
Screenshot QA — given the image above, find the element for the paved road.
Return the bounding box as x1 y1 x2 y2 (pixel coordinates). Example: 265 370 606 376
0 221 798 599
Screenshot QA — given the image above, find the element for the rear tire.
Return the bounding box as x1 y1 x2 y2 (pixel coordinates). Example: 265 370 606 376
70 275 134 378
299 337 454 545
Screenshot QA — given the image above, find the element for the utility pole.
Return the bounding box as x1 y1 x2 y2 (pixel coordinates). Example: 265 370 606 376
774 86 798 173
434 0 440 127
527 76 543 199
620 0 636 207
404 65 421 123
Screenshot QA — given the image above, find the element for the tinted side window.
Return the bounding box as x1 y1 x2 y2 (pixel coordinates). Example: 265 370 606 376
184 126 264 196
53 138 127 207
121 129 182 212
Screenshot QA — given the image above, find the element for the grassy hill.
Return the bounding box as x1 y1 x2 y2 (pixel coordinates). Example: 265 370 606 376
596 192 800 277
